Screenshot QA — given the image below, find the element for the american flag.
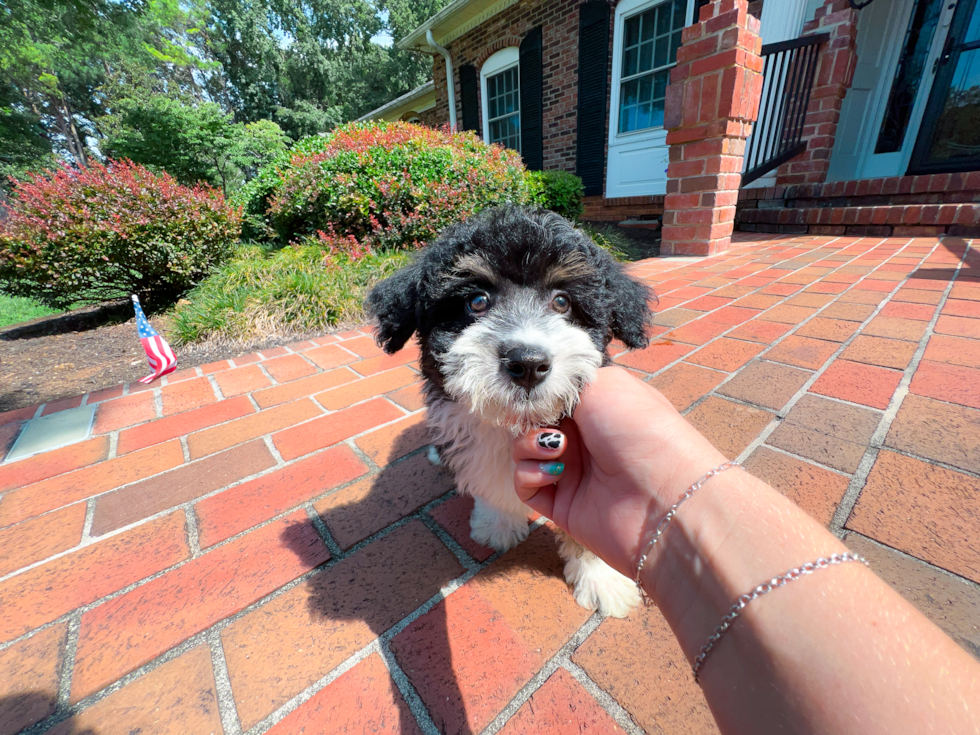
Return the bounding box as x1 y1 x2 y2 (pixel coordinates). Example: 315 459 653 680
132 295 177 384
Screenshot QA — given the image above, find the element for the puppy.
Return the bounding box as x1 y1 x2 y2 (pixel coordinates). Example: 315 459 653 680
367 205 653 617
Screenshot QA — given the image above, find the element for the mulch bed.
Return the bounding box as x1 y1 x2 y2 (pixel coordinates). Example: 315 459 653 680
0 303 314 413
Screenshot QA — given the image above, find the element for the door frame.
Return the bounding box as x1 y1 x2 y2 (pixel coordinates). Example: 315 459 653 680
908 0 980 173
858 0 957 179
604 0 695 199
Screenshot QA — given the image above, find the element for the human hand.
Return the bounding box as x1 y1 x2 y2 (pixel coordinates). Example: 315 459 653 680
512 366 727 577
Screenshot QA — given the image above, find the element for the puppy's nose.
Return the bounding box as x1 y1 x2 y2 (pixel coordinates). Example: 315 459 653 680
502 346 551 391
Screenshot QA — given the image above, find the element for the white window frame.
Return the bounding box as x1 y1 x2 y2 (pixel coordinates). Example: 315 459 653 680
609 0 693 141
480 47 521 151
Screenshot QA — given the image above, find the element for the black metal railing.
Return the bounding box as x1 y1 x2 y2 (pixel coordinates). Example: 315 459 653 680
742 32 830 185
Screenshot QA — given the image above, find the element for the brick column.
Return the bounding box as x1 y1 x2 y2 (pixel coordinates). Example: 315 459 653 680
660 0 763 257
775 0 859 186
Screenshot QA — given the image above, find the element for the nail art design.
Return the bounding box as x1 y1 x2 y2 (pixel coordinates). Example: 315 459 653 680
539 462 564 476
537 432 563 451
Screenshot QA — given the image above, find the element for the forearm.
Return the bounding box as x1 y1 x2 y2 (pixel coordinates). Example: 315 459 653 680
643 469 980 735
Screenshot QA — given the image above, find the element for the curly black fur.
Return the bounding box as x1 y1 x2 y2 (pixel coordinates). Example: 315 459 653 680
366 206 654 391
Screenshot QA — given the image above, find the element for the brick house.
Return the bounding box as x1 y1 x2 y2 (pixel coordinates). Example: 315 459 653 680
363 0 980 253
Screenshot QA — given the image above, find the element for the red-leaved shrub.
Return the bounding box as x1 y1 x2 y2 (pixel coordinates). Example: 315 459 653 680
0 160 241 308
264 121 532 252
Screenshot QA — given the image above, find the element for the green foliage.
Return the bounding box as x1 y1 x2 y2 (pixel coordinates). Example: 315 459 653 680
0 293 59 329
0 160 242 309
0 0 213 169
202 0 448 138
1 0 447 182
170 243 408 346
261 121 532 250
527 170 585 221
232 134 331 241
101 94 289 193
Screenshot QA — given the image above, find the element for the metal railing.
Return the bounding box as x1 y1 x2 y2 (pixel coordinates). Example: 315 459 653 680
742 32 830 186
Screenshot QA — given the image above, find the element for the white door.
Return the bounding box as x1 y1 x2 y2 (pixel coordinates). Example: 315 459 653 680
828 0 957 181
606 0 695 199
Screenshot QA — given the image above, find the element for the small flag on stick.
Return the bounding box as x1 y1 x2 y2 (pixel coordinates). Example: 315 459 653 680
132 295 177 384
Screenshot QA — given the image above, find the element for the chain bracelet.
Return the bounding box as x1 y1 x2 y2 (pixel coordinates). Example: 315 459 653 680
692 552 869 683
633 462 740 606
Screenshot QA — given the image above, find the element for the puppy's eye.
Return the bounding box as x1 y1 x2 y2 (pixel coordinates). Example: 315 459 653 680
467 293 490 314
551 293 571 314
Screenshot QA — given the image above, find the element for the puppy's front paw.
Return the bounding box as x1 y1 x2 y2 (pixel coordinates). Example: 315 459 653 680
565 555 640 618
469 502 529 553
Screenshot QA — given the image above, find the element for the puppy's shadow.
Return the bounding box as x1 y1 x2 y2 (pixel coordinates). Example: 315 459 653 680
280 424 563 734
0 693 98 734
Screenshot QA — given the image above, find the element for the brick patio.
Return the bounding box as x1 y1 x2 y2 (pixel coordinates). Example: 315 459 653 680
1 233 978 735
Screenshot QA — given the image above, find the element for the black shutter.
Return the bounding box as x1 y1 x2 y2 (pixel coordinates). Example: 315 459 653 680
576 1 610 197
459 64 480 133
519 27 544 171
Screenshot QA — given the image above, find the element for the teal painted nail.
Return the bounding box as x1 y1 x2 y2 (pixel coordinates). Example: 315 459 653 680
539 462 564 476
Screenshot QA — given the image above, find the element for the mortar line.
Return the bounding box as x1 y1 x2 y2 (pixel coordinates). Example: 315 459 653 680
151 387 164 419
419 512 481 572
185 504 202 557
479 612 608 735
254 360 276 385
0 431 438 584
842 529 980 594
829 246 969 535
676 239 938 420
563 660 649 735
752 443 853 477
209 628 244 735
304 504 344 559
638 237 897 386
378 643 442 735
731 242 939 465
56 613 82 708
206 374 227 402
0 480 467 650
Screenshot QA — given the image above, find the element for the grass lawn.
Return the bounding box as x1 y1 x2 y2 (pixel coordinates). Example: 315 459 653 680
0 293 60 329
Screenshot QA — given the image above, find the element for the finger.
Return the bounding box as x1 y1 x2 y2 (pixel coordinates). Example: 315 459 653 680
514 459 566 499
522 482 557 518
512 429 566 462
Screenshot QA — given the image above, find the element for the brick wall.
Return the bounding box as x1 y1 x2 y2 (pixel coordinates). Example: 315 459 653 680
774 0 859 186
424 0 588 173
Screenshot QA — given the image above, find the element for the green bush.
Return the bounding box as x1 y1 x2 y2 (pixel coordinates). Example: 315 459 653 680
0 160 241 309
170 243 408 346
237 121 532 250
527 169 585 221
232 134 330 241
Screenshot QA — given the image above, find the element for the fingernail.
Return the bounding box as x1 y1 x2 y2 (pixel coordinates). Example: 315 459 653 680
537 431 564 452
539 462 564 476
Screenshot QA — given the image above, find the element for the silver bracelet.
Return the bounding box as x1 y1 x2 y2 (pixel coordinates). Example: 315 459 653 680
692 552 869 683
634 461 740 606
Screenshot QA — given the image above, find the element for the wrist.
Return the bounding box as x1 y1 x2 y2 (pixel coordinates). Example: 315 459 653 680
637 468 848 662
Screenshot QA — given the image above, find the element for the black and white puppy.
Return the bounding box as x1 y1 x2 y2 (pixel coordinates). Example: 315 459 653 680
367 205 653 617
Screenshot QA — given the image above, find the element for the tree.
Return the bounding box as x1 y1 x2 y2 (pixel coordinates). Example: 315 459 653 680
102 93 289 193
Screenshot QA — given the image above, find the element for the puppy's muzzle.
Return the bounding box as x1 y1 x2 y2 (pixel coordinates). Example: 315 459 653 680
501 345 552 393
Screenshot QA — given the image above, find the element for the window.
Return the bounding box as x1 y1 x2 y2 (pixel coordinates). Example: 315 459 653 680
618 0 686 133
481 47 521 152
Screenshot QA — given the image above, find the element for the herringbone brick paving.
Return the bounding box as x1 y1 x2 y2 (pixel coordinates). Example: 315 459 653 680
1 233 978 734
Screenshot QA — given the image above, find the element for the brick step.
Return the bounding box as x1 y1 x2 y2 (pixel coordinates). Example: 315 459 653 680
737 202 980 237
739 171 980 207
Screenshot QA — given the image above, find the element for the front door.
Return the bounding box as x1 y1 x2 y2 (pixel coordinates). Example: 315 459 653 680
605 0 694 199
909 0 980 172
828 0 957 181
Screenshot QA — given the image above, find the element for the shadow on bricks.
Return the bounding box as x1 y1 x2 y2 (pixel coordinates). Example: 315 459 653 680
0 692 98 735
275 423 567 734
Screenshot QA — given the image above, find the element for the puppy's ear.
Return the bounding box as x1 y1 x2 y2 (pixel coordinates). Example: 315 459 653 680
366 264 422 354
605 264 654 349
